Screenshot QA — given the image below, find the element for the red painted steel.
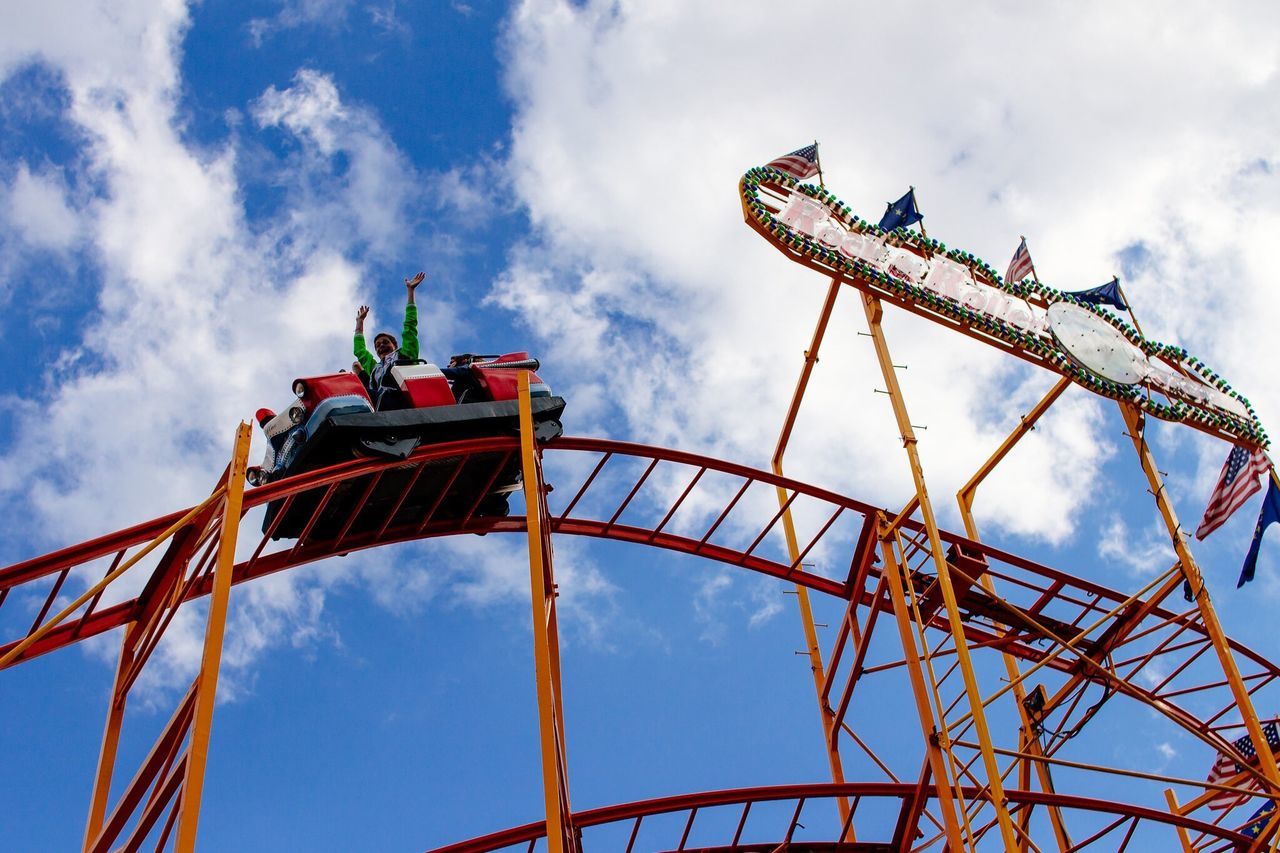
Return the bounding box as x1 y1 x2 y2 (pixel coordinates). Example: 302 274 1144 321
2 437 1277 753
3 434 1278 847
423 783 1249 852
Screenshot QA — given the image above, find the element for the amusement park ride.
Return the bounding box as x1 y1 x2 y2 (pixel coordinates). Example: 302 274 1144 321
4 161 1280 851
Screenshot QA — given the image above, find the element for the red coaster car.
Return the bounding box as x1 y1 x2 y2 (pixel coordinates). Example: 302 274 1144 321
249 353 564 540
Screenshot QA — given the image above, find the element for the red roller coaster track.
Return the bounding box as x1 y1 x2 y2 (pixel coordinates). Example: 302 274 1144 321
3 432 1278 850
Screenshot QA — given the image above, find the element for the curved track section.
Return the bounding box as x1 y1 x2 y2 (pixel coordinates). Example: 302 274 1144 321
426 783 1249 852
3 435 1277 842
2 438 1275 719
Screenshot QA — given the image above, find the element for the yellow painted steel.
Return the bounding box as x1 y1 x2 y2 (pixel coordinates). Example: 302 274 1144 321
1119 402 1280 794
775 502 853 833
888 524 980 848
1037 566 1184 724
769 276 853 835
518 371 575 853
1163 789 1195 853
877 520 967 849
82 623 139 851
0 485 227 670
1016 751 1032 846
955 375 1073 853
860 291 1020 850
175 421 251 852
955 377 1071 506
939 560 1257 763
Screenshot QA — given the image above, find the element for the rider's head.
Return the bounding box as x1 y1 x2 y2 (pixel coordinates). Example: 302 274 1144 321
373 333 398 358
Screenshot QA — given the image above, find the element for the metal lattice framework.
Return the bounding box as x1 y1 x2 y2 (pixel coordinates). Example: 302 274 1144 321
4 400 1280 849
426 784 1251 852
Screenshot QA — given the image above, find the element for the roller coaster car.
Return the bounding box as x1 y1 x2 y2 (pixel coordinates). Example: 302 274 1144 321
249 352 565 540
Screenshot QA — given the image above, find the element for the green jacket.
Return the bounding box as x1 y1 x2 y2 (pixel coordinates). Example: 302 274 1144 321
354 303 419 375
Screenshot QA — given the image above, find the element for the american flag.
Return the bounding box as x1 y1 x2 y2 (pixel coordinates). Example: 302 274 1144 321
1195 446 1270 540
766 144 820 180
1206 722 1280 810
1005 237 1035 285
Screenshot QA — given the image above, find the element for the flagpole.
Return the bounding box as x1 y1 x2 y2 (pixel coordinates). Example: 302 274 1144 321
1112 274 1208 385
1110 273 1202 383
1114 276 1148 339
814 139 825 189
911 185 929 241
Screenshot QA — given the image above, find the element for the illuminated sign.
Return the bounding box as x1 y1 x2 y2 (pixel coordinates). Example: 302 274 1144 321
740 169 1267 448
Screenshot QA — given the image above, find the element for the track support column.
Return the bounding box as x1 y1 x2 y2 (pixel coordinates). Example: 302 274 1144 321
771 277 853 834
956 375 1073 852
877 516 967 849
83 621 140 850
860 291 1019 850
1119 402 1280 792
519 372 578 853
175 421 252 852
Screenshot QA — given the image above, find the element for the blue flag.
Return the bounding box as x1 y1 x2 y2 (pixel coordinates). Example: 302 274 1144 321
1239 476 1280 587
1241 797 1277 840
1067 276 1128 310
878 188 923 232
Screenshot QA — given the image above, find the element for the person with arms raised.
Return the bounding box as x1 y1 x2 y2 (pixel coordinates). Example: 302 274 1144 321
353 271 424 409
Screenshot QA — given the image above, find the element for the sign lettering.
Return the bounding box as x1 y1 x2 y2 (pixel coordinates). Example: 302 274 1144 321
744 176 1266 447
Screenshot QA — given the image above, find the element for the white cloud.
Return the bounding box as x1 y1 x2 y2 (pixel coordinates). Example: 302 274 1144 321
367 1 411 38
247 0 356 47
746 578 784 629
253 68 419 258
0 4 463 696
4 162 81 251
688 569 791 642
254 69 348 154
0 1 189 93
338 533 618 650
1098 517 1177 578
692 571 733 644
494 0 1280 553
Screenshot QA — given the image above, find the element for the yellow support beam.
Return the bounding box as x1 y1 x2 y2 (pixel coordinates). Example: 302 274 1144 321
955 375 1073 853
1163 789 1195 853
860 291 1019 850
175 421 252 852
877 519 967 849
769 276 854 836
518 371 577 853
1119 403 1280 795
82 622 140 851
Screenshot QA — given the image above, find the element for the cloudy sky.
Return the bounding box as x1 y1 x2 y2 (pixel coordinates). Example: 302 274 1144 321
2 0 1280 849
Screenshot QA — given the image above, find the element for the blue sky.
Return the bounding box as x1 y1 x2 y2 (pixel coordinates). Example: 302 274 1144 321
3 1 1280 850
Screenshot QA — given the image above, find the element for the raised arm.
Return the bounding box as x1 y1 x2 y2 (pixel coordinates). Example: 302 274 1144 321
400 273 423 360
405 271 424 305
353 304 376 374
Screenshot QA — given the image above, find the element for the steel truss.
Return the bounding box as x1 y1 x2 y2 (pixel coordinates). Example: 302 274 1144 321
3 385 1279 848
426 783 1252 852
764 266 1280 850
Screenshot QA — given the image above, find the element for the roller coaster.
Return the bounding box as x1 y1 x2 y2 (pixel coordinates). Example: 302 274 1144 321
4 165 1279 851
